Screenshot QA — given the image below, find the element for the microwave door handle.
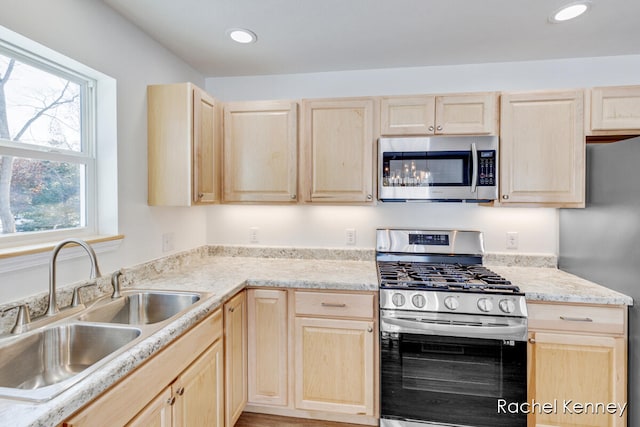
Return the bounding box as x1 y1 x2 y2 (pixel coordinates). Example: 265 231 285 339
470 142 478 193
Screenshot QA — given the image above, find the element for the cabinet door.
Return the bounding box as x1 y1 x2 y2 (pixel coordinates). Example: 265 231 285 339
528 331 627 427
500 90 585 207
380 96 436 135
247 289 288 406
173 339 224 427
193 88 221 204
126 388 172 427
294 317 374 416
224 101 298 202
301 98 376 203
224 291 248 427
591 85 640 132
435 93 498 135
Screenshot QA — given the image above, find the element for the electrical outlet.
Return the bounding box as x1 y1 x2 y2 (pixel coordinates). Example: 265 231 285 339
506 232 519 250
249 227 259 244
345 228 356 245
162 232 175 252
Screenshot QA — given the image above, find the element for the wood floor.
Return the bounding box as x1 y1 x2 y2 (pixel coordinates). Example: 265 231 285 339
235 412 367 427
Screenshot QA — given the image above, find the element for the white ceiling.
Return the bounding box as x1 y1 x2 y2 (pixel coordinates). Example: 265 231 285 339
102 0 640 77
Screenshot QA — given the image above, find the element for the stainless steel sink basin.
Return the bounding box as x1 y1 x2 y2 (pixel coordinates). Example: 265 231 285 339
78 290 202 325
0 323 141 401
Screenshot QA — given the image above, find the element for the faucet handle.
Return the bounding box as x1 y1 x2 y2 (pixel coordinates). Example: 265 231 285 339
71 283 97 307
1 304 31 334
111 270 123 299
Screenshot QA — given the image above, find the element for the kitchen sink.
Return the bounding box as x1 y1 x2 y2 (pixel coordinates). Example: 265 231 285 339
0 323 141 401
78 290 202 325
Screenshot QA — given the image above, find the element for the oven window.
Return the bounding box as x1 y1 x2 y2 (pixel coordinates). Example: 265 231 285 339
381 151 470 187
401 335 503 397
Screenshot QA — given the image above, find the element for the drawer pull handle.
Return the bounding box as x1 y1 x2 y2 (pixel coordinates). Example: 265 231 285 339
528 338 536 344
560 316 593 322
176 387 185 396
321 302 347 308
167 396 176 405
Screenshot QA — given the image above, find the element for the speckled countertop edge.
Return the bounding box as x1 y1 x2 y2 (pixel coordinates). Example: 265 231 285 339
0 245 632 426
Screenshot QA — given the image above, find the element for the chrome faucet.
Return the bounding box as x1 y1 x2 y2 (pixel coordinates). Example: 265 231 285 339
48 238 102 316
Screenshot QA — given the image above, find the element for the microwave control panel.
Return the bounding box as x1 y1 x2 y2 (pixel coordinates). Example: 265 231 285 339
478 151 495 186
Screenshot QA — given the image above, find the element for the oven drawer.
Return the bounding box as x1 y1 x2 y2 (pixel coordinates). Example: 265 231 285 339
294 291 374 319
527 302 626 335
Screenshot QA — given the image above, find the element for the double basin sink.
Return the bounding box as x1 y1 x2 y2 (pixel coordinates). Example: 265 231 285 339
0 289 211 402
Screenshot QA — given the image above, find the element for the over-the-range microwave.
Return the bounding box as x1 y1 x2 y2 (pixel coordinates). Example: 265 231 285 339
378 135 498 202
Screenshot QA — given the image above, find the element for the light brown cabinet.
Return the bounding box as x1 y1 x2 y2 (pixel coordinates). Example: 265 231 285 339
127 339 224 427
589 85 640 135
527 302 628 427
224 290 248 427
301 97 377 203
293 291 376 419
499 90 585 207
245 288 378 426
380 93 498 136
223 101 298 203
147 82 222 206
247 289 288 406
63 309 224 426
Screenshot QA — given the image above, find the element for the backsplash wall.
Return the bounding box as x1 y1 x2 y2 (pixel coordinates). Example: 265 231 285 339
205 204 558 255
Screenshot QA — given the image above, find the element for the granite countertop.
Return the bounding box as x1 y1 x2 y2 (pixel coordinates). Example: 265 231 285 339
0 247 632 427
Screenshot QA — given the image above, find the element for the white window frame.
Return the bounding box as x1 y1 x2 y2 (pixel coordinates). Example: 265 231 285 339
0 25 118 261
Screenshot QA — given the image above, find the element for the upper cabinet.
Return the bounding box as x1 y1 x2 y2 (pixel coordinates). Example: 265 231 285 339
223 101 298 203
500 90 585 207
148 83 221 206
589 85 640 135
380 92 498 136
301 97 377 203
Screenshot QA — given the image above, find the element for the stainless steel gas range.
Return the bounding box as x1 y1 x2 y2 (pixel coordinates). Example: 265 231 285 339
377 229 528 427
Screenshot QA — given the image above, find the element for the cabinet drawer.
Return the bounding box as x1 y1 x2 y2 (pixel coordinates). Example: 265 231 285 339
528 302 626 335
295 291 374 319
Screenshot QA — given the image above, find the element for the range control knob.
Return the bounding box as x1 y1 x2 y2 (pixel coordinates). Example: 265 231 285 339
477 298 494 312
392 293 406 307
499 299 516 314
412 294 427 309
443 296 459 310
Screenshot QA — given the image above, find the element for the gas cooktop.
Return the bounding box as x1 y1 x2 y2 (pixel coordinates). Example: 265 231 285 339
377 261 519 293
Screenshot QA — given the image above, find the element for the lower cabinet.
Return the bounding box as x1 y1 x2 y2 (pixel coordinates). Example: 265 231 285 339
128 339 224 426
224 290 248 427
63 309 224 427
245 288 378 426
527 302 628 427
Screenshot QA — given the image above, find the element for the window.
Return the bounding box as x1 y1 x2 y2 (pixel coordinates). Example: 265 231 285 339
0 25 118 256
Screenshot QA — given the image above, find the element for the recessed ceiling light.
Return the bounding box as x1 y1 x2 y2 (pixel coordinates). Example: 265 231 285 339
227 28 257 44
550 2 591 23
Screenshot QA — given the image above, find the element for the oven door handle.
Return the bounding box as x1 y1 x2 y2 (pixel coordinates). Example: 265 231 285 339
470 142 478 193
381 316 528 341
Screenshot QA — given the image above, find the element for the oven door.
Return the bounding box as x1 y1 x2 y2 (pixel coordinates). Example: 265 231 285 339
380 311 527 427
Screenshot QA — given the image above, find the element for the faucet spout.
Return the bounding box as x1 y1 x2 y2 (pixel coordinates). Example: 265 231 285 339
48 238 102 316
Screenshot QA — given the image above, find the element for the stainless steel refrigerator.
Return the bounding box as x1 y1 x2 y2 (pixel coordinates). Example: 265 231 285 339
559 136 639 425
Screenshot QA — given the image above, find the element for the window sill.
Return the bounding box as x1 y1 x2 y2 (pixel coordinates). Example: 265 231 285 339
0 235 124 273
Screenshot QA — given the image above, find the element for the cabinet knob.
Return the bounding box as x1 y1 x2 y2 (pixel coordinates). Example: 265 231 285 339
428 125 434 132
167 396 176 405
367 326 373 333
436 125 443 131
290 194 297 200
229 306 235 313
528 338 536 344
198 193 204 199
366 194 373 200
176 387 185 396
502 195 509 200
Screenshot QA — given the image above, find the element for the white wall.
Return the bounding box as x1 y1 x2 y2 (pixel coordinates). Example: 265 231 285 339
205 55 640 253
0 0 207 302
